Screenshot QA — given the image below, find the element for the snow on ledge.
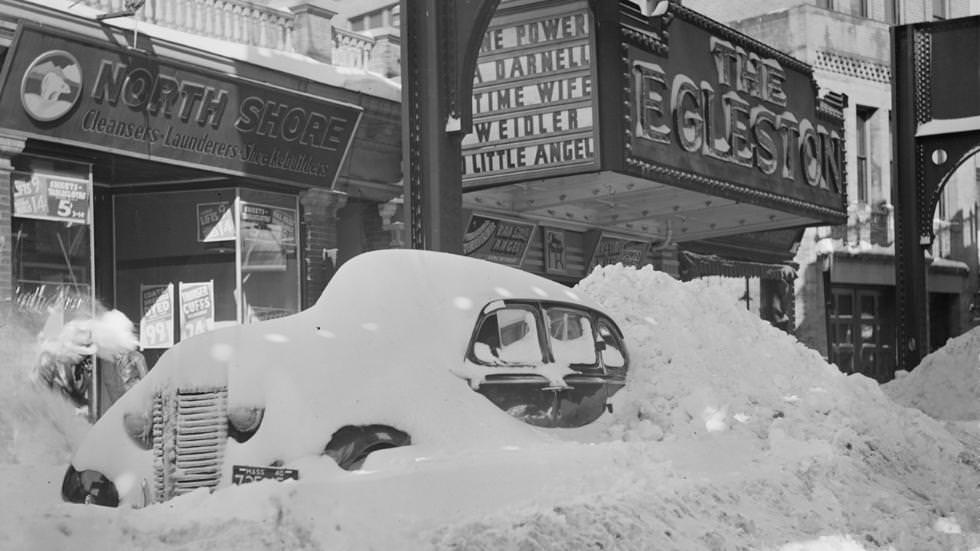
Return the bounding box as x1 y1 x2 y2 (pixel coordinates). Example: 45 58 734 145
916 116 980 138
22 0 402 103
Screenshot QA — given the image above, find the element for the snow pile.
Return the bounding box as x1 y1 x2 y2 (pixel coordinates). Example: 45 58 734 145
427 265 980 550
3 263 980 550
0 320 89 465
882 328 980 421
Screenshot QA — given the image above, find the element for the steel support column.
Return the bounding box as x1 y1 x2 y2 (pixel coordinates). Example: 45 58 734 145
892 24 930 372
401 0 500 252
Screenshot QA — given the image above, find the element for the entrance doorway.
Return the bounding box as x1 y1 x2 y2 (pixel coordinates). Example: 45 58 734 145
828 286 896 382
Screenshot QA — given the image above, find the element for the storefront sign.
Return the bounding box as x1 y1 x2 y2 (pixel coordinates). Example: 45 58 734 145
462 2 599 188
140 283 174 349
197 202 235 242
0 24 362 188
463 214 536 266
12 171 91 224
588 233 649 271
179 281 214 341
623 9 845 212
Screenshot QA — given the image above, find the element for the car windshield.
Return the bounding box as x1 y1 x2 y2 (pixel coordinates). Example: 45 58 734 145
546 307 597 367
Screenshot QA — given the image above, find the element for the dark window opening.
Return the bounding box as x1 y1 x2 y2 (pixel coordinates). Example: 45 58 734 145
856 105 875 204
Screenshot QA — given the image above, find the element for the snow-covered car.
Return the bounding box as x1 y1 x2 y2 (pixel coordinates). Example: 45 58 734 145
62 249 629 507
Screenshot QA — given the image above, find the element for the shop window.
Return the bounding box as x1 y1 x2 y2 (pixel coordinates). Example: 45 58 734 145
10 157 94 332
114 187 300 362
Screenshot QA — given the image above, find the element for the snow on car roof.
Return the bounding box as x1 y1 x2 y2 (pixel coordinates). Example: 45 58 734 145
72 250 601 495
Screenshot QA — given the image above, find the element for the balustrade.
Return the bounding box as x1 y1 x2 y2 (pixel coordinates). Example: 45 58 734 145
77 0 295 52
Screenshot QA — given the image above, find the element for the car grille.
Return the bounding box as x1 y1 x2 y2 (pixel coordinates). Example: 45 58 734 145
151 387 228 503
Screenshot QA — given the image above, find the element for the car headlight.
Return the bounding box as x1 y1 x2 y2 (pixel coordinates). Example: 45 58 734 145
123 410 152 450
61 465 119 507
228 406 264 443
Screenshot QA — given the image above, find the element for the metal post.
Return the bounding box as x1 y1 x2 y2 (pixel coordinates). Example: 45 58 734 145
401 0 501 253
892 24 929 372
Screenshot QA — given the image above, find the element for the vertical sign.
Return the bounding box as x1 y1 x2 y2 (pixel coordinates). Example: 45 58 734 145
140 283 174 349
179 281 215 341
543 227 569 275
463 214 536 266
462 1 599 187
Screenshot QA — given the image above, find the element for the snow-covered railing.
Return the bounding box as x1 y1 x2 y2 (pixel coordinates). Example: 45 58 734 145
81 0 295 51
332 27 375 69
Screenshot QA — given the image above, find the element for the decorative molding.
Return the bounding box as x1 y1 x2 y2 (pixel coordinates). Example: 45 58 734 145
814 50 891 83
624 156 847 222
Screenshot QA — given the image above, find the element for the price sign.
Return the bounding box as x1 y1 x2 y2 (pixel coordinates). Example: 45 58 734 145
12 171 91 224
140 283 174 349
179 281 214 341
231 465 299 485
197 202 235 242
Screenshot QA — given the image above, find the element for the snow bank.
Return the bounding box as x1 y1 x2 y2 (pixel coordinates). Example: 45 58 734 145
882 327 980 421
4 263 980 550
0 320 89 465
426 265 980 550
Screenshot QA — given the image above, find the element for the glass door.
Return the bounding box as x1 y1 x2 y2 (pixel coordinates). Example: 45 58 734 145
828 286 895 382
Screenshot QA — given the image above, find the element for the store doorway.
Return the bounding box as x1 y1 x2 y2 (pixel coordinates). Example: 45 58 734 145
828 286 896 382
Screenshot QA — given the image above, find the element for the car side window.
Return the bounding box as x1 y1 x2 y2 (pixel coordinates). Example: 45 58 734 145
597 319 626 369
473 306 543 365
546 307 597 367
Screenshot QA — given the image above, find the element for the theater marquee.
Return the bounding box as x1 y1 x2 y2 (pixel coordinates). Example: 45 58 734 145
621 7 845 215
462 1 599 189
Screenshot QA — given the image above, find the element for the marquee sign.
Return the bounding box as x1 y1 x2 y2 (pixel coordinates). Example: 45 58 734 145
462 1 600 189
0 23 363 189
621 6 845 215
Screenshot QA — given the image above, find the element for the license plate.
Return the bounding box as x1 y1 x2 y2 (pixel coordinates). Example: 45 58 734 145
231 464 300 485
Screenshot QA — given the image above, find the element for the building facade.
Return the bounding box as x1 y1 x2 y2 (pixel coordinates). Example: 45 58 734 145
687 0 980 381
0 0 405 413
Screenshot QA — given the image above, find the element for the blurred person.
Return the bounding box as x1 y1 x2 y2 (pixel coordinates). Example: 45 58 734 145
33 307 146 415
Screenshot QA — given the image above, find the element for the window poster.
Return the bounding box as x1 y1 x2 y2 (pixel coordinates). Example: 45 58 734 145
463 213 536 266
140 283 174 349
543 227 569 275
587 234 649 271
197 202 235 242
179 281 215 341
12 171 92 224
240 201 297 272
